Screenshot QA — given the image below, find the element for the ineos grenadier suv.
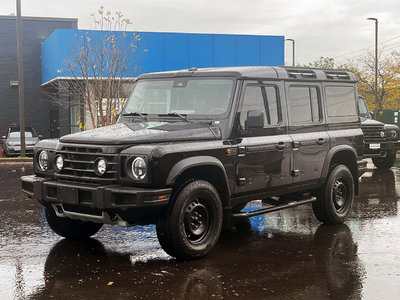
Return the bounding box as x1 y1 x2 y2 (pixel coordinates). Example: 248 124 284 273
22 67 367 260
358 96 400 169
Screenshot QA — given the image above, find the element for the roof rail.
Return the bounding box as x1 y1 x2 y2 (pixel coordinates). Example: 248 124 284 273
324 71 351 80
286 69 316 79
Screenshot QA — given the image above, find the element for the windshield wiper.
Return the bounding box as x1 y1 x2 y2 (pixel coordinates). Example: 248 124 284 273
159 112 190 122
122 112 148 121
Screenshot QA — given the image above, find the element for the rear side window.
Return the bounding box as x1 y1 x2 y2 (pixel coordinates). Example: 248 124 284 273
240 85 280 127
325 86 356 117
288 86 321 124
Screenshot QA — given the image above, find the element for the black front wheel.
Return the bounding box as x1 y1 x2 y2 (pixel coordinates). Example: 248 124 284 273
45 207 103 240
156 180 223 260
312 165 354 225
372 152 396 169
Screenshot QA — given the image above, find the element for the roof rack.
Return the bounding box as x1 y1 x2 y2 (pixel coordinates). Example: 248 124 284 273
286 69 316 79
324 71 351 80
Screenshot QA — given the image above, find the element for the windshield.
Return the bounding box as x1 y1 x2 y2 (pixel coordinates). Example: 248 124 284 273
358 97 370 118
9 130 36 138
124 78 235 118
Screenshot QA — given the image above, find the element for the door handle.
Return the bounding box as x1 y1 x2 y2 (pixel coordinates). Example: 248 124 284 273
316 138 326 145
276 142 287 151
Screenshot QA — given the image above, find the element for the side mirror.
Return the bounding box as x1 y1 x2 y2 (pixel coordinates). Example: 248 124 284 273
244 110 264 134
38 135 44 139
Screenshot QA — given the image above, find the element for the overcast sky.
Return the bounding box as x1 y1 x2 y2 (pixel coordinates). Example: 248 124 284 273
1 0 400 65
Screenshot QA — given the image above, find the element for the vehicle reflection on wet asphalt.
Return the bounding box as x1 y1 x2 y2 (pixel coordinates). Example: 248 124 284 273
1 162 400 299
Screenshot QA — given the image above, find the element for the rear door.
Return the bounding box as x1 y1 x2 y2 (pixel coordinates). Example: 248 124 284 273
234 81 292 195
286 83 330 184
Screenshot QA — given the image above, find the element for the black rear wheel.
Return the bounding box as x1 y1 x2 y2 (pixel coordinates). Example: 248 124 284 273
45 207 103 240
372 152 396 169
312 165 354 225
156 180 223 260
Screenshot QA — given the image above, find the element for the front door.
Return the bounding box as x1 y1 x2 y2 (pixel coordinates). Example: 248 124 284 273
234 81 292 195
50 109 60 138
286 83 330 184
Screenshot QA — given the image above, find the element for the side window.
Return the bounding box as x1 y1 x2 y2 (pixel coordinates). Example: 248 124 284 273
264 86 280 125
325 86 356 117
288 86 321 124
240 85 280 127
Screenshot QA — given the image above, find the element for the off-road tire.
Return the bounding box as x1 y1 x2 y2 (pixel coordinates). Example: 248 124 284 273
372 152 396 169
312 165 354 225
45 207 103 240
156 180 223 260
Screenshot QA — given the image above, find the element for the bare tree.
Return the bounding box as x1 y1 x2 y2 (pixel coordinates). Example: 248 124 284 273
47 6 142 130
304 49 400 111
343 49 400 111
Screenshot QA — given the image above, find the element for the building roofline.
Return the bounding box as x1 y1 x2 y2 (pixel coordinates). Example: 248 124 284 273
42 76 136 86
0 15 78 23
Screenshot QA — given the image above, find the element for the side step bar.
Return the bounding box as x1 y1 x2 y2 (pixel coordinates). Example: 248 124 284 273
232 197 317 219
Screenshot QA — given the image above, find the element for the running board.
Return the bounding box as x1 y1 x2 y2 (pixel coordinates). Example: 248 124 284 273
232 197 317 218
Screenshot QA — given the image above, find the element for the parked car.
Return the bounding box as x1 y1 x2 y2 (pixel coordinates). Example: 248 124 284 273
358 96 400 169
1 127 41 157
21 66 367 260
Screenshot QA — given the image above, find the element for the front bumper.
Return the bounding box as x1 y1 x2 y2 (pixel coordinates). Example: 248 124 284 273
6 145 34 155
364 141 400 158
21 175 172 225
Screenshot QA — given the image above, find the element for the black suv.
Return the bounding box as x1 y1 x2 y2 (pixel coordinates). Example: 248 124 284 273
22 67 366 260
358 96 400 169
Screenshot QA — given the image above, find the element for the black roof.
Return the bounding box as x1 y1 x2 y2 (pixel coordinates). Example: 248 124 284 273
138 66 356 82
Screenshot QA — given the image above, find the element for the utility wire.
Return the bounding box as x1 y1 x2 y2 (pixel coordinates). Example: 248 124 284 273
334 35 400 59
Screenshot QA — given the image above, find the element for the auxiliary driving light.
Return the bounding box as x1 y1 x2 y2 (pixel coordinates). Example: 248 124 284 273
54 155 64 172
95 158 107 176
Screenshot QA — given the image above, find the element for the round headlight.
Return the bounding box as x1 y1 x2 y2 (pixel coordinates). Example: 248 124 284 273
389 130 398 140
38 150 49 171
132 157 147 179
95 158 107 176
54 155 64 172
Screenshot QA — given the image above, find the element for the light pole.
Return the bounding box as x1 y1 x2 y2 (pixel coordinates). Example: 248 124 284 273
367 17 378 109
16 0 26 157
285 38 295 67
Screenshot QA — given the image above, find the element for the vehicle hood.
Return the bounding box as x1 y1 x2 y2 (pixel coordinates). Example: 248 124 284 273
384 123 400 131
59 121 222 145
360 118 384 127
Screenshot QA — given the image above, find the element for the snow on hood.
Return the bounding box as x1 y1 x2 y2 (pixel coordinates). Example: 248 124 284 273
59 121 221 145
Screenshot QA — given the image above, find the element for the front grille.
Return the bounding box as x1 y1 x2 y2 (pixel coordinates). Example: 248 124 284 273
55 146 119 184
362 125 385 142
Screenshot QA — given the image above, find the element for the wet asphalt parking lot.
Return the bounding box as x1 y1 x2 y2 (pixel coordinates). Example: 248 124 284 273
1 161 400 300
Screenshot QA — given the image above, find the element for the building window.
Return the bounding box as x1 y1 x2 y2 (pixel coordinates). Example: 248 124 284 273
70 105 83 133
97 98 126 125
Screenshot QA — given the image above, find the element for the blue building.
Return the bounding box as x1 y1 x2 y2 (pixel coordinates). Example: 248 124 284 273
0 16 77 139
41 29 284 85
0 18 284 137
